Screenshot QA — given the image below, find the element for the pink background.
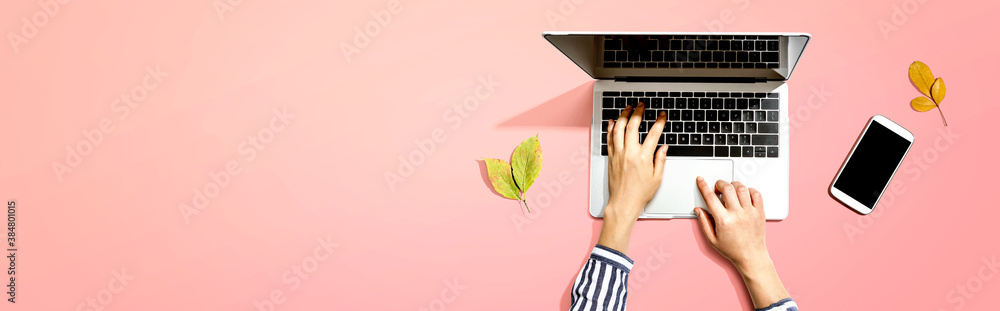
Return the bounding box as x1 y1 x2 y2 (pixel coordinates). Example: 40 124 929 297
2 0 999 310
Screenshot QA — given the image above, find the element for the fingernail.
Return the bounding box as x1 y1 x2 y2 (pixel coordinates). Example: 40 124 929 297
659 111 666 116
697 176 704 181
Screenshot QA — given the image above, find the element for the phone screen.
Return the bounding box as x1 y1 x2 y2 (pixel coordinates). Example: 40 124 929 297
833 121 911 208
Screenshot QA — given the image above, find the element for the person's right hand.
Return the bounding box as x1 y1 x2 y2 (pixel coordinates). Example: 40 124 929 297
692 177 769 271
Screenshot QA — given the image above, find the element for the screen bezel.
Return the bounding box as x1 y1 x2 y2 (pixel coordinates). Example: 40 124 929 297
830 115 914 214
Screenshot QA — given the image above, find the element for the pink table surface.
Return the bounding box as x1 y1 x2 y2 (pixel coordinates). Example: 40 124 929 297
2 0 999 310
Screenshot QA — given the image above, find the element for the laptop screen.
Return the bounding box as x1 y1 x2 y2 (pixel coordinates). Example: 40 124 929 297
544 32 810 81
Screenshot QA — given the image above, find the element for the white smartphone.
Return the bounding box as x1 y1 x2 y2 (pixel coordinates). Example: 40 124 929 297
830 115 914 214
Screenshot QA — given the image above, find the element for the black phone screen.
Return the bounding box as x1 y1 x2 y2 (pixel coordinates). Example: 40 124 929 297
833 121 911 208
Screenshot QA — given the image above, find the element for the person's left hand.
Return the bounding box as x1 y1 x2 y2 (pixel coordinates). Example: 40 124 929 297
604 103 669 223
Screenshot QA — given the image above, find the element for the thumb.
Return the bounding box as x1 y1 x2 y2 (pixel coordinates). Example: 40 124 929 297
694 208 717 245
653 145 667 179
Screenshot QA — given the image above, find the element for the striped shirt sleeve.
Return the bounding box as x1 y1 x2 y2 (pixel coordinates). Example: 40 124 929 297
569 244 634 311
755 298 799 311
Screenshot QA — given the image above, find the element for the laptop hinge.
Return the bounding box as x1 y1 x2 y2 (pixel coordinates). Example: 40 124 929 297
614 76 770 83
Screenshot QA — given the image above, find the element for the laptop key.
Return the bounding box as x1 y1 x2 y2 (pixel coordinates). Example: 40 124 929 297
743 147 754 157
728 134 739 145
739 134 750 145
601 145 608 156
651 97 663 108
717 134 727 145
721 122 733 133
664 134 677 144
697 122 708 133
752 134 779 145
602 110 619 120
706 110 718 121
748 99 760 109
669 110 681 121
767 147 778 157
724 98 736 109
667 146 714 157
761 99 779 109
684 122 696 132
603 97 614 108
737 98 749 109
733 123 744 133
712 98 724 109
615 97 626 108
730 110 742 121
678 134 689 144
672 122 683 132
644 109 657 120
743 111 754 121
756 111 767 121
682 110 693 121
767 111 779 122
694 110 705 121
746 123 757 133
709 122 720 133
691 134 702 145
704 134 714 145
758 123 778 133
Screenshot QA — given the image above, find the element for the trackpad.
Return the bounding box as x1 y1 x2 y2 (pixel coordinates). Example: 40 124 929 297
645 159 733 216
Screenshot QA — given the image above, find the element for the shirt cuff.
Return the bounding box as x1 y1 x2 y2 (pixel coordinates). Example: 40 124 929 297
755 298 796 311
591 244 634 272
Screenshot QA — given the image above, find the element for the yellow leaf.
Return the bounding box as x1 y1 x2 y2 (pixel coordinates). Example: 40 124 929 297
931 77 946 104
484 158 522 201
910 96 936 112
511 136 542 194
908 61 935 98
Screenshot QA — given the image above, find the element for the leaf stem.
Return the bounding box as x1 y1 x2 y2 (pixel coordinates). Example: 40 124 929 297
517 200 526 215
523 199 531 213
936 104 949 126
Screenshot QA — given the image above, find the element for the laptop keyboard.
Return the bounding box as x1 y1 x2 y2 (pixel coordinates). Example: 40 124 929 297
602 35 781 69
600 91 780 158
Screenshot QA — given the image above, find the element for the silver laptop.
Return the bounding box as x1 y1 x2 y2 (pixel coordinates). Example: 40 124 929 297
544 32 810 220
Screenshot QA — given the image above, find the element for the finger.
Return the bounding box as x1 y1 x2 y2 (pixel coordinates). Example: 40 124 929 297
731 181 753 208
625 102 645 146
653 145 668 180
643 110 666 152
606 119 615 158
715 179 742 210
696 176 725 216
694 208 718 245
749 187 765 211
613 106 631 152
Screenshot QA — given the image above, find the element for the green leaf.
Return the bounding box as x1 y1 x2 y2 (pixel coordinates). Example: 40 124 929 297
511 135 542 194
484 158 522 200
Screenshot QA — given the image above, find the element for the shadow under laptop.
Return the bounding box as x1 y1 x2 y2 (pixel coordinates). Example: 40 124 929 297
497 81 594 128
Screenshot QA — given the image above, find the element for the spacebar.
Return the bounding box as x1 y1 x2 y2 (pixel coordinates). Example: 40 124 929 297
666 146 714 157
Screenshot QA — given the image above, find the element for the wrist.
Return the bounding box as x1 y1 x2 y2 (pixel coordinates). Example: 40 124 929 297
734 252 774 277
598 201 639 254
